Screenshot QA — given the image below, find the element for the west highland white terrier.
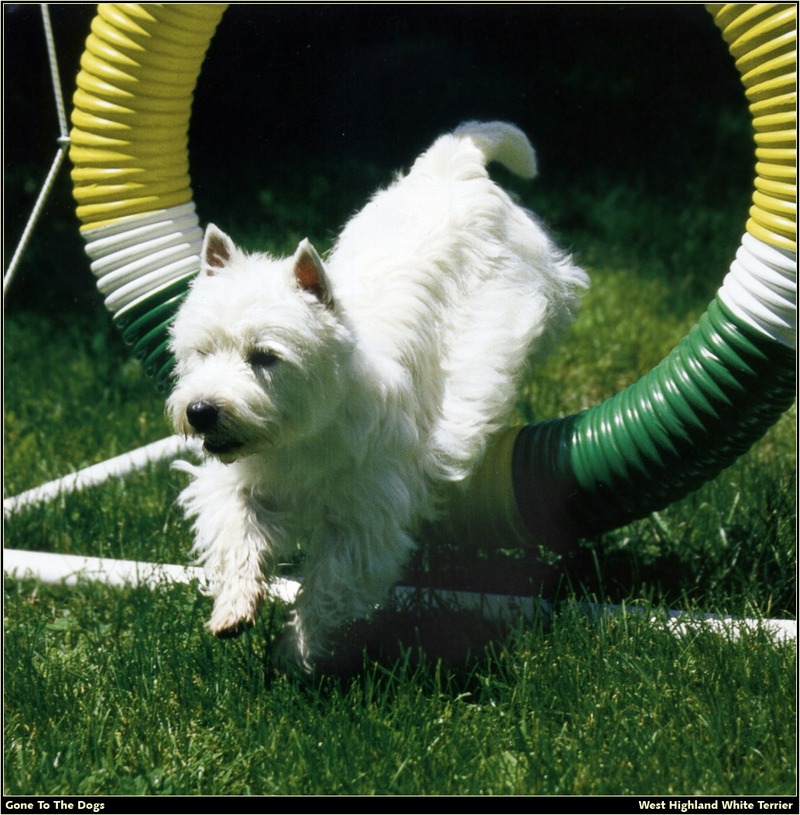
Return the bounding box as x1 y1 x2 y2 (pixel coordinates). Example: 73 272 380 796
167 121 588 671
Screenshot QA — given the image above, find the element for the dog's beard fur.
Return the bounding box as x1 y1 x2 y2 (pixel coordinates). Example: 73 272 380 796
167 121 589 671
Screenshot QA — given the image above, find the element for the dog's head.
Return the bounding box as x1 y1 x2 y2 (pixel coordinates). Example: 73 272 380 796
167 225 353 462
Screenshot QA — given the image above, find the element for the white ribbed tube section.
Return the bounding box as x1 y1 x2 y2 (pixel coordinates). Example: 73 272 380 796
719 232 797 349
82 202 202 318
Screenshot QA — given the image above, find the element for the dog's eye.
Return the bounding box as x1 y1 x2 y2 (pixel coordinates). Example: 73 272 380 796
247 349 279 368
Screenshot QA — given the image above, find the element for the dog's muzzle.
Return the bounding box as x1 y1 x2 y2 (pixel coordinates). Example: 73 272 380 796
186 400 243 456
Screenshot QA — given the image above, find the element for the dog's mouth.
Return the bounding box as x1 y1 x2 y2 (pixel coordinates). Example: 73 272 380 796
203 438 244 457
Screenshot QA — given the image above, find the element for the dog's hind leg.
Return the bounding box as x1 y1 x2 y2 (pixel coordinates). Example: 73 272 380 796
279 520 416 670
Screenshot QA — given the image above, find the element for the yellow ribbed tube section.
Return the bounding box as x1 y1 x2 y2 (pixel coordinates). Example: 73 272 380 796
70 3 227 230
708 3 797 253
69 4 227 385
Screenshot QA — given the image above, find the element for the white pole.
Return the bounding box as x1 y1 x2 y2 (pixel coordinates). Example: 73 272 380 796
4 549 204 590
3 549 794 643
2 549 299 600
3 435 200 517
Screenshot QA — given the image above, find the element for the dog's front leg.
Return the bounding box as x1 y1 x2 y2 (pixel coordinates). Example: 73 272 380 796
176 460 284 638
203 506 268 639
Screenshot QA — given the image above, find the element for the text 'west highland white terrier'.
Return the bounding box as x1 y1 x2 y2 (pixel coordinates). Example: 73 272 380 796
168 121 589 672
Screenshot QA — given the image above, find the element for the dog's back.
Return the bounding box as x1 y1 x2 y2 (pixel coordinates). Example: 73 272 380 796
328 122 588 481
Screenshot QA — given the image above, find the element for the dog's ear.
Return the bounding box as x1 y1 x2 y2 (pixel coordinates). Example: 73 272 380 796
292 239 333 307
201 224 236 276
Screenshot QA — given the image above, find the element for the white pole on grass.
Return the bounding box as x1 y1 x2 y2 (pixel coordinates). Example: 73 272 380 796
3 549 206 591
4 549 795 644
3 435 200 517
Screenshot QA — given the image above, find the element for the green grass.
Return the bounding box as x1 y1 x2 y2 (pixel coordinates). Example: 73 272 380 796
3 589 795 796
4 156 796 796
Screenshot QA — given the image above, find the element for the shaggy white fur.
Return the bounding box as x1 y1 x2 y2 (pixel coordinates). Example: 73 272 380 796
167 121 588 671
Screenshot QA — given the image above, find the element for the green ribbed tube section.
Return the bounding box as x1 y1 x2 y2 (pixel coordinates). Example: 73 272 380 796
430 3 796 554
512 298 795 547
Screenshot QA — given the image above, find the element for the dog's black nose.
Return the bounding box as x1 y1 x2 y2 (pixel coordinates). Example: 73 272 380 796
186 400 220 432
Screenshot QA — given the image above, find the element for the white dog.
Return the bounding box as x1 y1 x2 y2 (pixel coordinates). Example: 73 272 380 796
167 121 588 671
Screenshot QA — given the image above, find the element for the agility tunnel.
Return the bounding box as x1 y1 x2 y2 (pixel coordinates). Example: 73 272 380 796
68 4 796 555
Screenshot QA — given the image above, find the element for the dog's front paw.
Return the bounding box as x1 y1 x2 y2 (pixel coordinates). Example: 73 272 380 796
207 587 264 638
211 619 253 639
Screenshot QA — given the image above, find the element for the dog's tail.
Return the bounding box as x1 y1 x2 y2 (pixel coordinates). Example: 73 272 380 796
452 120 538 180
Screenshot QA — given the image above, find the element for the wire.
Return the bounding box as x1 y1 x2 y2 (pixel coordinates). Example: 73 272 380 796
3 4 71 298
41 3 69 141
